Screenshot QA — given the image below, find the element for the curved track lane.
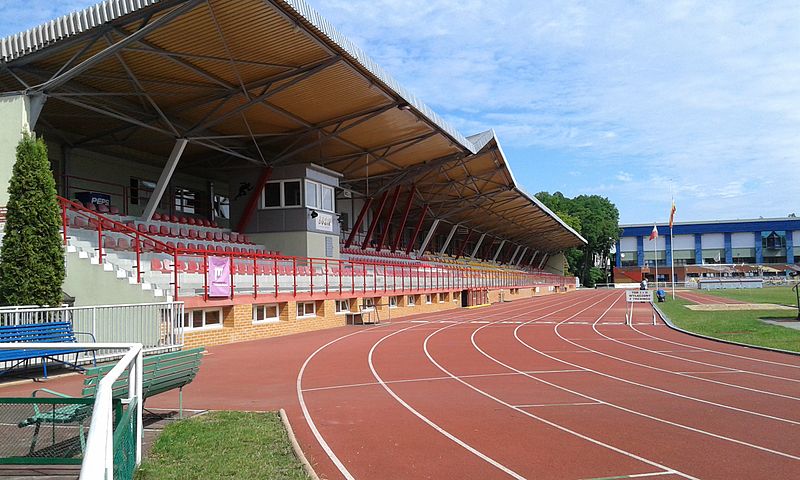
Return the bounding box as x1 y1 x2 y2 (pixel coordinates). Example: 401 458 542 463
296 290 800 479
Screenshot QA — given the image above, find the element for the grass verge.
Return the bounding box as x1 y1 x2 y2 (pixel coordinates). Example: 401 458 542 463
658 297 800 353
135 411 310 480
700 286 798 306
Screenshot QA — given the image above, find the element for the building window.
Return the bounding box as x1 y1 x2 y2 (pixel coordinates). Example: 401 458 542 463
305 180 335 213
425 294 432 304
389 296 398 308
335 299 350 314
253 304 279 323
130 177 156 206
406 295 416 307
296 301 316 318
362 298 375 311
184 308 222 330
173 187 197 214
262 180 302 209
213 193 230 219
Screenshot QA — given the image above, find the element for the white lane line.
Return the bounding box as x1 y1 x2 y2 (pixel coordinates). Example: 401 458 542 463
301 369 585 392
581 471 677 479
514 402 602 408
577 313 800 409
297 321 404 480
294 292 600 480
631 318 800 370
423 291 695 480
368 324 527 479
624 323 800 383
511 293 800 460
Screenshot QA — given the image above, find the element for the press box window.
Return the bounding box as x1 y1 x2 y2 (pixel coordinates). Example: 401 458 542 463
305 180 335 213
262 180 302 208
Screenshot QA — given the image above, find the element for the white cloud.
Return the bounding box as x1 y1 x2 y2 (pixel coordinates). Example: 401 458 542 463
3 0 799 224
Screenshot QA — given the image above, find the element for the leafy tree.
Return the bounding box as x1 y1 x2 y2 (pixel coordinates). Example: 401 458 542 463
0 133 65 306
536 191 620 287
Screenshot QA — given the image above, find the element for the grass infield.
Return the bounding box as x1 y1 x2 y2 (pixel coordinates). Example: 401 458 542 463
135 411 310 480
699 286 798 307
659 297 800 353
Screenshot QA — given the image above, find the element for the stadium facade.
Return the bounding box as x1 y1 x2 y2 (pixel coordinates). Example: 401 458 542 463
0 0 584 347
614 217 800 284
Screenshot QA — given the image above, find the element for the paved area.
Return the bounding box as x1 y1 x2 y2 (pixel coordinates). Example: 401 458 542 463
2 290 799 479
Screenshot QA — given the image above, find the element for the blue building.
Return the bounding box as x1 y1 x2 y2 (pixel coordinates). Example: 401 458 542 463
614 217 800 283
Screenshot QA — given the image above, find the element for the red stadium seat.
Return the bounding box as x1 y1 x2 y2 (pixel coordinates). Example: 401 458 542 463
117 238 130 250
222 233 230 242
176 242 186 250
188 229 198 239
160 225 170 236
85 202 97 212
108 206 120 215
187 261 199 274
170 215 179 223
211 221 219 228
186 243 197 250
170 227 179 237
148 225 158 235
178 217 187 224
152 213 162 221
180 228 189 238
97 204 110 214
187 217 196 226
71 217 88 229
214 232 223 242
137 224 147 234
102 236 115 250
224 246 233 253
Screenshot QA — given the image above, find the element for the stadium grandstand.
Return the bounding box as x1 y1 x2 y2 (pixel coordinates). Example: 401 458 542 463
0 0 584 348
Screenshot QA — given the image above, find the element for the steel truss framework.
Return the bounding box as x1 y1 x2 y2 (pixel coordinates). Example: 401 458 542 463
0 0 585 258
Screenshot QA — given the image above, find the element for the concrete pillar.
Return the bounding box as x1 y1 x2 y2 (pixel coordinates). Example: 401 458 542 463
470 233 486 259
515 247 528 266
417 218 440 256
0 95 43 206
142 139 188 221
508 245 522 265
439 223 459 255
493 240 507 262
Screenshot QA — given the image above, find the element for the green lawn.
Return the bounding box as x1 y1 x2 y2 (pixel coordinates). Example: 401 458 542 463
700 286 798 306
135 411 310 480
658 297 800 353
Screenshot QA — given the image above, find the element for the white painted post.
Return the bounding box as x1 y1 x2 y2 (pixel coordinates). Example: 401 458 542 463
470 233 487 260
142 139 188 221
492 240 507 262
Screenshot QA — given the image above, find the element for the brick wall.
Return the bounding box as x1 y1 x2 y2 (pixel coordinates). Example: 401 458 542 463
183 285 568 349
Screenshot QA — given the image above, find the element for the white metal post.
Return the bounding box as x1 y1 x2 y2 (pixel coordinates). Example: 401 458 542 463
439 223 459 255
142 139 188 221
417 218 440 257
492 240 507 262
470 233 486 259
670 226 676 299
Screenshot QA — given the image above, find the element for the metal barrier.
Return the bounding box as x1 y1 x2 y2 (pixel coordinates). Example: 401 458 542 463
0 343 143 480
59 195 572 302
0 302 183 363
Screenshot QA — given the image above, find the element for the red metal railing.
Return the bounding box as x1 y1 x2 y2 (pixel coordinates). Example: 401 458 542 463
60 197 572 303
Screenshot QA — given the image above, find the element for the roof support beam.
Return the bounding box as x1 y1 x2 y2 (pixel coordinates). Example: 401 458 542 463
515 247 528 266
142 138 188 221
31 0 205 93
361 190 388 250
417 219 440 257
455 229 473 259
509 245 522 265
376 185 401 252
405 205 429 255
391 186 415 253
344 197 372 249
492 240 507 262
439 223 459 256
538 254 549 270
470 233 487 260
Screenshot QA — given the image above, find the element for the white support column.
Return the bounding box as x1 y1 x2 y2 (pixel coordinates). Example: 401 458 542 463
470 233 487 259
0 94 43 206
508 245 522 265
529 251 539 266
492 239 507 262
538 253 549 270
142 139 188 221
439 223 459 255
515 247 528 266
417 218 440 257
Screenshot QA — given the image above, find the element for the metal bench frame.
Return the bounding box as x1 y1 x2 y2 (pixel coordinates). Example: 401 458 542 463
0 322 96 378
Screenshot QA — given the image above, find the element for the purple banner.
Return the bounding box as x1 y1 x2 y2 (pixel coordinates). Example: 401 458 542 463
208 256 231 297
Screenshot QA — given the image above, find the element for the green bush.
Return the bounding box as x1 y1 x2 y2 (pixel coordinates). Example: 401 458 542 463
0 132 64 306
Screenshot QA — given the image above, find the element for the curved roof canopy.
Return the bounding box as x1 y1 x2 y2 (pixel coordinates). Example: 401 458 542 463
0 0 585 253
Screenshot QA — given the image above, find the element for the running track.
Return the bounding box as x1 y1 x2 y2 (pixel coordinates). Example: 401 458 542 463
2 289 798 479
295 289 799 479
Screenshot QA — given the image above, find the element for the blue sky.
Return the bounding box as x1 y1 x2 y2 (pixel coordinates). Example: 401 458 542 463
2 1 799 224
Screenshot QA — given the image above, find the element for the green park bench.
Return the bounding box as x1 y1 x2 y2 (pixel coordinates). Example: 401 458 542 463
16 347 204 457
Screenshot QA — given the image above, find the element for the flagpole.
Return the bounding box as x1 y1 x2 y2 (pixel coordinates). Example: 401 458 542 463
654 228 658 290
670 225 675 299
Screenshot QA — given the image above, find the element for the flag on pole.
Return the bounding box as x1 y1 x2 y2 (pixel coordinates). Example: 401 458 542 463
649 225 658 241
669 199 676 229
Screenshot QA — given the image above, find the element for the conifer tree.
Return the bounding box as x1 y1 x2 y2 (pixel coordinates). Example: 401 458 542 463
0 133 64 306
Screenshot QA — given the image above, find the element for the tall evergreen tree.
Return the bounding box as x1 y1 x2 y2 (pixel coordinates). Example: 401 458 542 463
0 133 65 306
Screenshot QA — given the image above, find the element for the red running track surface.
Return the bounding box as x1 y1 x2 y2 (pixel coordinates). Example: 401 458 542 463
2 290 798 479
